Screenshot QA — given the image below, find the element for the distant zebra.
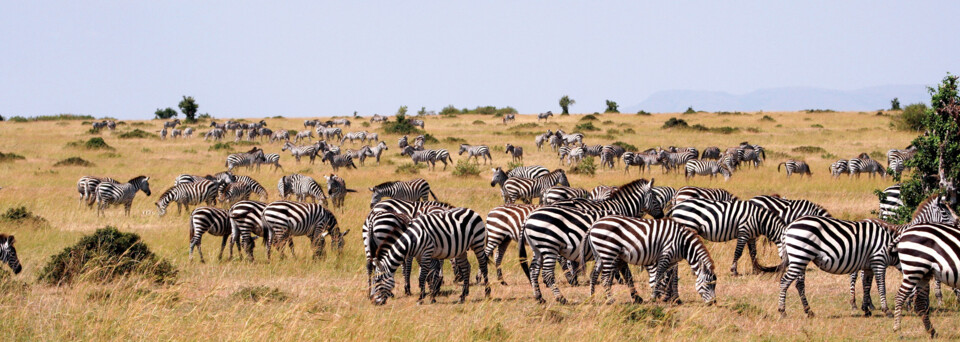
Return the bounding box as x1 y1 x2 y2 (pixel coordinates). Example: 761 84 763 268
258 127 272 141
322 151 357 171
164 118 180 128
171 129 182 138
183 127 194 138
556 131 584 146
557 146 571 165
848 158 886 178
670 198 787 275
549 135 562 151
366 141 389 165
218 177 268 205
749 195 831 224
535 132 550 151
371 207 489 305
345 147 370 165
504 144 523 163
340 131 366 144
585 216 717 304
188 207 233 262
282 142 320 164
365 132 379 142
277 174 328 205
262 201 345 259
229 200 268 261
155 179 220 216
398 135 408 149
537 112 553 122
96 176 152 216
599 145 624 169
644 186 676 219
878 184 903 221
672 186 738 206
370 198 453 217
582 144 604 157
459 144 492 164
740 148 764 168
502 113 516 124
271 130 290 142
777 160 812 177
370 114 388 123
369 179 438 207
892 223 960 336
259 153 283 171
77 176 117 208
304 119 319 128
566 146 585 165
830 159 848 179
318 127 343 141
540 186 589 205
226 147 265 171
0 234 22 274
205 129 225 141
658 150 697 173
324 174 356 209
684 160 732 180
701 147 722 160
295 130 314 142
234 129 244 142
160 128 168 140
106 121 117 130
502 169 570 204
408 119 425 129
887 147 916 175
485 204 539 285
400 146 437 170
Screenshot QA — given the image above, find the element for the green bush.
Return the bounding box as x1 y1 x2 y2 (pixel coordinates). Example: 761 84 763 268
423 134 439 144
233 286 288 302
9 114 95 122
118 129 157 139
394 162 426 175
792 146 826 154
506 160 524 170
0 152 25 163
716 111 745 115
804 109 835 113
890 103 928 131
636 110 651 115
811 124 824 128
209 142 234 151
84 137 112 150
574 122 600 132
570 156 597 176
452 160 482 177
54 157 94 167
662 117 689 128
443 137 467 144
606 129 620 135
760 115 775 122
9 116 28 123
612 141 638 152
37 227 177 286
382 113 422 135
580 114 598 121
624 128 636 134
508 123 539 130
361 121 371 128
472 120 486 125
1 206 47 226
683 107 697 114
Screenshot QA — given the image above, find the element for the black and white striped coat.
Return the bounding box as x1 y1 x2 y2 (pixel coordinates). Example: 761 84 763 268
505 144 523 163
270 130 290 142
282 142 321 164
0 234 22 274
364 141 388 165
340 131 367 144
188 206 233 262
644 186 676 219
226 147 265 171
670 198 787 275
507 165 549 179
749 195 831 224
218 176 268 205
537 112 553 121
599 145 624 169
317 127 343 141
322 151 357 171
886 147 916 176
370 198 453 217
77 176 117 208
502 169 569 204
778 160 812 177
278 174 328 205
262 201 344 259
585 216 717 304
540 186 589 205
701 147 722 160
408 119 425 129
369 179 438 207
295 130 314 142
830 159 848 179
459 144 492 164
684 160 732 180
324 174 355 209
892 223 960 336
400 146 437 169
484 204 539 285
878 184 903 221
332 118 351 127
658 150 697 173
502 113 516 124
228 200 268 261
372 207 488 305
259 153 283 171
205 129 225 141
672 186 738 206
155 179 220 216
164 118 180 128
96 176 152 216
847 158 886 178
363 211 414 296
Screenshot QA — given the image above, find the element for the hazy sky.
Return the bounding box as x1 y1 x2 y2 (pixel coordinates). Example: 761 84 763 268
1 1 957 119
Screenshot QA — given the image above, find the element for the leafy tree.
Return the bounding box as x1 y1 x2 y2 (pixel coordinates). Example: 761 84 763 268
418 107 427 116
891 97 901 111
396 105 408 116
684 106 697 114
353 111 358 118
178 96 198 123
604 100 619 113
887 74 960 223
154 107 177 119
559 95 576 114
891 103 929 131
440 105 459 116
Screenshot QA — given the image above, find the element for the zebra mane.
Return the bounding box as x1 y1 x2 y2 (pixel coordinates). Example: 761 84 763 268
128 175 148 183
371 181 397 190
862 218 901 233
246 147 262 154
607 178 653 202
911 193 948 222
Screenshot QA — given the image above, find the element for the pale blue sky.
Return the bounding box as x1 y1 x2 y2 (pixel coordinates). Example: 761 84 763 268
1 1 957 119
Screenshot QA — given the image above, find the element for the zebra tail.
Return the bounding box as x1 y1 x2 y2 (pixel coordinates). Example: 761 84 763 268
777 162 786 173
772 242 789 276
428 188 439 202
188 215 196 241
518 230 531 278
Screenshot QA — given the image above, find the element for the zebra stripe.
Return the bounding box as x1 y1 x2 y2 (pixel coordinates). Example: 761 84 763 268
778 160 812 177
508 165 549 179
537 112 553 121
295 130 314 142
226 147 265 171
370 198 453 217
657 150 697 173
363 211 414 296
502 169 569 204
644 186 676 219
505 144 523 163
278 174 327 205
282 142 321 164
155 179 220 216
459 144 492 164
369 179 438 207
322 151 357 171
324 173 355 209
77 176 117 208
218 176 268 206
228 200 268 261
188 207 232 262
848 158 886 178
878 184 903 220
892 223 960 336
748 195 831 224
830 159 848 179
886 147 916 176
262 201 344 259
672 186 738 206
340 131 367 144
0 234 22 274
400 146 437 169
684 160 732 180
96 176 152 216
484 204 539 285
540 186 589 205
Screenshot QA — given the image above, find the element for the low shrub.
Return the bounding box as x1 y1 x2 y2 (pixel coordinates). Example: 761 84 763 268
810 124 824 128
84 137 112 150
9 116 28 123
804 109 835 113
606 129 620 135
574 122 600 132
0 152 25 163
662 117 688 128
716 111 745 115
612 141 638 152
443 137 467 144
624 128 636 134
890 103 928 131
792 146 826 154
869 150 886 159
508 123 540 130
570 156 597 176
361 122 370 128
37 226 177 286
209 142 234 151
472 120 486 125
1 206 47 227
636 110 651 115
452 160 482 177
760 115 775 122
395 163 426 175
602 120 614 125
506 161 524 170
118 129 157 139
683 107 697 114
580 114 598 121
382 114 423 135
233 286 288 302
54 157 94 167
746 127 761 133
423 134 439 144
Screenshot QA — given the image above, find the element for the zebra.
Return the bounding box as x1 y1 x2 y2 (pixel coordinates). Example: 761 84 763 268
740 147 764 168
504 144 523 163
585 216 717 304
684 160 732 180
369 179 438 207
226 147 265 171
246 129 259 141
345 147 370 166
502 169 569 204
257 127 272 141
599 145 625 169
295 130 315 142
175 172 235 185
340 131 366 144
321 150 357 171
0 234 22 274
332 118 351 127
304 119 319 128
748 195 831 224
324 174 355 209
830 159 848 179
502 113 516 124
540 186 590 205
184 127 194 138
399 146 437 170
365 141 388 165
259 153 283 171
411 134 424 148
507 165 549 179
365 132 379 142
485 204 539 285
171 128 182 138
701 147 722 160
155 179 220 217
719 151 741 171
535 132 551 151
657 150 697 173
77 176 117 208
672 186 738 206
370 198 453 217
228 200 268 261
188 207 233 263
557 146 571 165
205 128 224 141
262 201 346 259
234 129 244 142
210 121 226 130
160 127 168 140
398 135 408 149
371 207 489 305
537 111 553 122
217 177 268 206
624 152 660 174
644 186 677 219
848 158 886 178
282 142 320 164
408 119 424 129
556 131 584 146
891 223 960 337
96 176 151 216
92 121 109 131
164 118 180 129
363 211 414 296
565 146 585 165
522 178 654 303
887 147 917 175
270 130 290 142
778 160 812 177
277 174 328 205
318 127 343 141
370 114 388 123
549 135 562 151
670 198 787 276
878 184 902 221
459 144 492 164
581 144 604 157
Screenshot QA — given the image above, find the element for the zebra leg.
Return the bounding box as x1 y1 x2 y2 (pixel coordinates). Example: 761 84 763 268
417 258 431 303
913 277 936 337
366 260 375 298
860 269 874 316
589 257 602 298
472 242 490 298
849 272 859 310
311 233 326 259
528 253 546 303
620 260 642 304
730 234 750 276
934 279 943 306
541 254 567 304
218 234 228 261
428 259 444 304
873 264 892 317
403 256 414 295
778 262 804 318
600 257 616 304
456 256 472 303
796 273 814 317
895 269 923 332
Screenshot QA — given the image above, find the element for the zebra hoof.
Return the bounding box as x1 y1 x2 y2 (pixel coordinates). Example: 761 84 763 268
632 295 644 304
557 297 568 305
863 310 872 317
779 311 787 319
485 287 491 297
806 311 815 318
535 297 546 304
500 281 508 286
885 311 893 318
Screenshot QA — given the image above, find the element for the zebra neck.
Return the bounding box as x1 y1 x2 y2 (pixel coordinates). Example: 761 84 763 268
384 231 420 274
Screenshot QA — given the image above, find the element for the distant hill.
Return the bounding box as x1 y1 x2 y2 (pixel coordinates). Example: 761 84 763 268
623 85 930 113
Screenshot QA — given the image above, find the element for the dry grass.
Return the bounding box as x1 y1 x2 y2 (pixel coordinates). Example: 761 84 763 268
0 111 954 340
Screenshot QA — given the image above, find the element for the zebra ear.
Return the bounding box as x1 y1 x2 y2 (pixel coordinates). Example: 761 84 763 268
341 229 350 237
368 187 374 192
6 235 13 245
144 177 150 181
649 178 655 187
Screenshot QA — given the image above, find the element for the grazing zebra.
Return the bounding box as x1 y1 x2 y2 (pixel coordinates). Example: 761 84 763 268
599 145 625 169
345 147 370 165
684 160 732 180
366 141 389 165
502 169 569 204
585 216 717 304
322 151 357 171
672 186 738 206
848 158 886 178
537 111 553 122
371 207 489 305
887 147 916 175
830 159 848 179
188 207 233 262
749 195 831 224
259 153 283 171
258 127 272 141
324 174 355 209
229 200 268 261
504 144 523 163
155 180 221 216
370 114 388 123
892 223 960 337
459 144 492 164
540 186 589 205
331 118 351 127
363 211 414 296
234 129 244 142
408 119 424 129
205 128 224 141
184 127 194 138
77 176 117 208
582 144 604 157
340 131 366 144
0 234 22 274
318 127 343 141
218 177 268 205
246 129 259 141
522 178 654 303
701 147 722 160
719 151 741 171
556 131 584 146
226 147 265 171
365 132 379 142
644 186 677 219
282 142 320 164
262 201 345 259
778 160 812 177
270 130 290 142
89 121 107 131
502 113 516 124
369 179 438 207
624 152 659 174
175 173 234 185
160 128 168 140
277 174 328 205
96 176 152 216
399 146 437 170
171 128 182 138
878 184 902 220
670 198 787 275
740 148 764 168
484 204 539 285
565 146 585 165
304 119 319 128
657 150 697 173
508 165 549 179
164 118 180 128
295 130 314 142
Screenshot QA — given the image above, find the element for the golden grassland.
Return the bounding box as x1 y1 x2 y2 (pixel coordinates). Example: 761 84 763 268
0 111 952 340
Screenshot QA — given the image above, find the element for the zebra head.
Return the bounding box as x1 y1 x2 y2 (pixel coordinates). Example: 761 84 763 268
0 235 22 274
368 182 393 208
132 176 151 196
644 192 666 219
555 170 570 187
719 164 733 180
400 146 414 156
490 167 507 187
690 250 717 304
504 144 514 154
458 144 468 155
371 263 396 305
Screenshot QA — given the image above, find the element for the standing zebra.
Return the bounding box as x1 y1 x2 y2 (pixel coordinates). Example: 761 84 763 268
184 127 194 138
887 146 917 176
672 186 738 206
830 159 848 179
684 160 732 180
160 127 168 140
226 147 265 171
540 186 590 205
778 160 812 177
408 119 425 129
262 201 345 259
847 158 886 178
369 179 438 207
321 151 357 171
218 177 268 206
333 118 352 126
535 132 551 151
502 113 516 124
644 186 677 219
504 144 523 163
270 130 290 142
188 207 233 262
155 179 220 216
537 111 553 122
370 198 453 217
96 176 151 216
259 153 283 171
670 198 787 276
657 150 697 173
77 176 117 208
0 234 22 275
400 146 437 170
701 146 722 160
365 132 379 142
565 146 585 165
892 223 960 337
205 129 225 141
507 165 549 179
459 144 492 164
878 184 902 220
171 129 182 138
295 130 314 142
398 135 408 149
229 200 268 261
484 204 539 285
585 216 717 304
365 141 389 165
277 174 328 205
282 142 321 164
164 118 180 129
749 195 831 224
324 174 356 209
340 131 367 144
501 169 569 204
371 207 489 305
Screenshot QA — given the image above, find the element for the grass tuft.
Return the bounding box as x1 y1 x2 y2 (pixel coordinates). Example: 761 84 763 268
37 226 177 286
54 157 94 167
